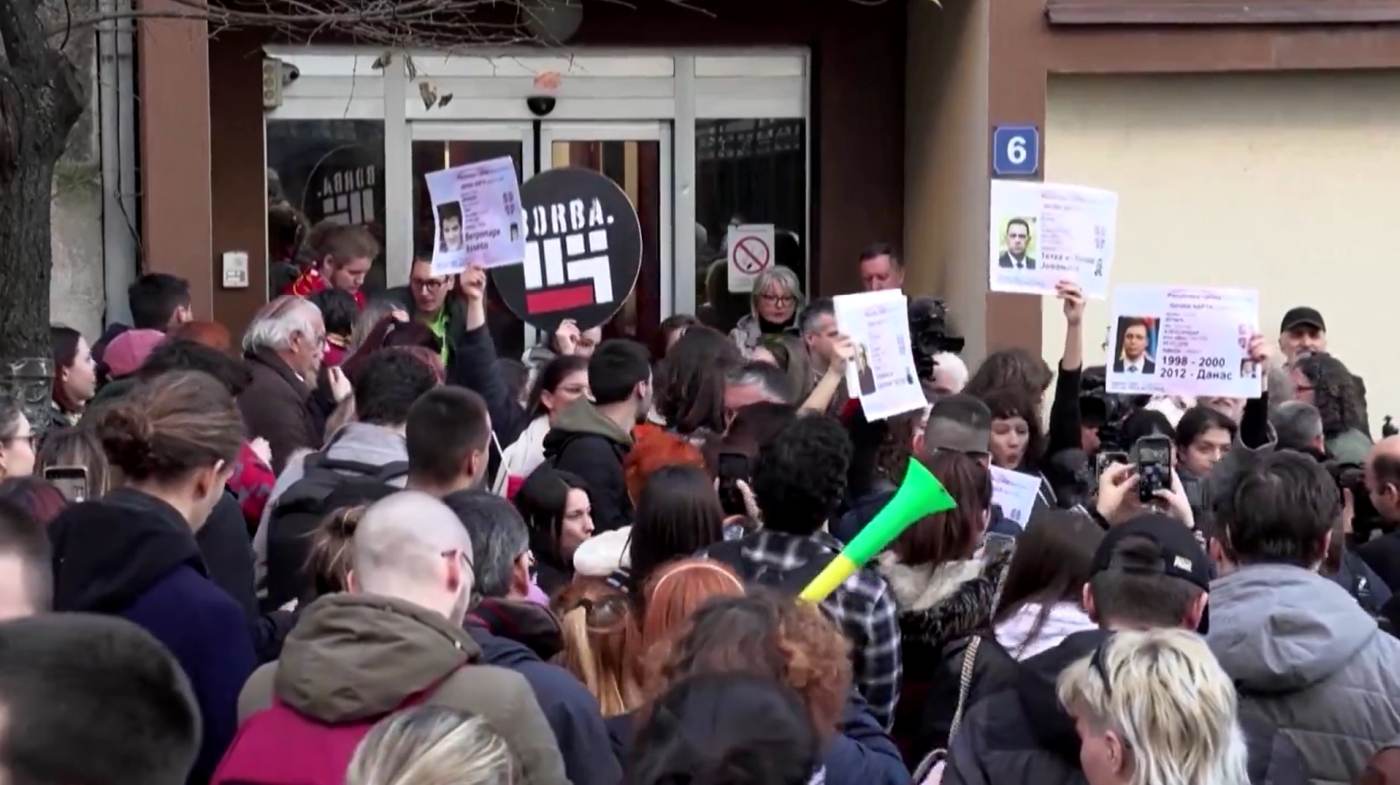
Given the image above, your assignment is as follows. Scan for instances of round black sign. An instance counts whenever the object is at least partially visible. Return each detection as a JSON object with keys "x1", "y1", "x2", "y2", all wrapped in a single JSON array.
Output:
[{"x1": 490, "y1": 167, "x2": 642, "y2": 333}]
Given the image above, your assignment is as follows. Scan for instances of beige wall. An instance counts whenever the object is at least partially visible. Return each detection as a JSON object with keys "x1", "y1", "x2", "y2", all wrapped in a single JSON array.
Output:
[
  {"x1": 1044, "y1": 72, "x2": 1400, "y2": 433},
  {"x1": 904, "y1": 0, "x2": 990, "y2": 359}
]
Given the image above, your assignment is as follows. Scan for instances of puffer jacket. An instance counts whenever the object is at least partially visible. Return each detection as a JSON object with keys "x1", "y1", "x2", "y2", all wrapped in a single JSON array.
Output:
[
  {"x1": 1209, "y1": 563, "x2": 1400, "y2": 785},
  {"x1": 945, "y1": 629, "x2": 1307, "y2": 785},
  {"x1": 238, "y1": 593, "x2": 568, "y2": 785}
]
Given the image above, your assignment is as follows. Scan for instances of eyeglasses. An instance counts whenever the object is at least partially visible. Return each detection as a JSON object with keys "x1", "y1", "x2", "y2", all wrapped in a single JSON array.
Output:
[
  {"x1": 758, "y1": 294, "x2": 796, "y2": 306},
  {"x1": 441, "y1": 548, "x2": 475, "y2": 572},
  {"x1": 411, "y1": 278, "x2": 449, "y2": 292},
  {"x1": 3, "y1": 434, "x2": 34, "y2": 449}
]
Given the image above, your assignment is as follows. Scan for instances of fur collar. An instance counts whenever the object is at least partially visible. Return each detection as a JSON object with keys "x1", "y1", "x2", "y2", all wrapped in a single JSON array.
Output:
[{"x1": 877, "y1": 553, "x2": 986, "y2": 612}]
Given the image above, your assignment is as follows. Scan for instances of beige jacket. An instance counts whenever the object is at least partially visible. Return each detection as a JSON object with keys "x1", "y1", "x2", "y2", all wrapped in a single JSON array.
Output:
[{"x1": 239, "y1": 592, "x2": 570, "y2": 785}]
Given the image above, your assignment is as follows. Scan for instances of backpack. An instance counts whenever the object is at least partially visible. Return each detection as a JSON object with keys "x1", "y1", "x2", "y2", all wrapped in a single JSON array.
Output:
[
  {"x1": 210, "y1": 665, "x2": 462, "y2": 785},
  {"x1": 264, "y1": 450, "x2": 408, "y2": 611}
]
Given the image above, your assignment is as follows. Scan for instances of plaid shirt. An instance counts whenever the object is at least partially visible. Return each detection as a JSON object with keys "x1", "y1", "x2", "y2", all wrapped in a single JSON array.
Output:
[{"x1": 706, "y1": 529, "x2": 902, "y2": 730}]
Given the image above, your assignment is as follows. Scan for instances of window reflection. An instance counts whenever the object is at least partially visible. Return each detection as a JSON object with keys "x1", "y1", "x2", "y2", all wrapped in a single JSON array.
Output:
[{"x1": 695, "y1": 119, "x2": 807, "y2": 333}]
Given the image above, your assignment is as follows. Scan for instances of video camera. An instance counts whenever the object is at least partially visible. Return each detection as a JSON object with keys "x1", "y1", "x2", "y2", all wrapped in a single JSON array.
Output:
[{"x1": 908, "y1": 297, "x2": 964, "y2": 381}]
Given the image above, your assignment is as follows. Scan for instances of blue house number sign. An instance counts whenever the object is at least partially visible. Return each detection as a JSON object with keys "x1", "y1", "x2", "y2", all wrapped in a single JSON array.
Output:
[{"x1": 993, "y1": 125, "x2": 1040, "y2": 176}]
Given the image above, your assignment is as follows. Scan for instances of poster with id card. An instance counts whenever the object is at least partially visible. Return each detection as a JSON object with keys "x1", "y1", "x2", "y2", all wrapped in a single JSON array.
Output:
[
  {"x1": 1105, "y1": 285, "x2": 1261, "y2": 399},
  {"x1": 833, "y1": 290, "x2": 927, "y2": 421},
  {"x1": 425, "y1": 157, "x2": 525, "y2": 275},
  {"x1": 989, "y1": 180, "x2": 1117, "y2": 300},
  {"x1": 990, "y1": 466, "x2": 1041, "y2": 528}
]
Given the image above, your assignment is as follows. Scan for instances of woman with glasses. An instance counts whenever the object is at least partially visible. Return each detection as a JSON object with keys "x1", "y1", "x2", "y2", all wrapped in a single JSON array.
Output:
[
  {"x1": 47, "y1": 370, "x2": 257, "y2": 785},
  {"x1": 493, "y1": 355, "x2": 592, "y2": 499},
  {"x1": 0, "y1": 397, "x2": 36, "y2": 482},
  {"x1": 730, "y1": 266, "x2": 804, "y2": 357},
  {"x1": 1057, "y1": 628, "x2": 1250, "y2": 785}
]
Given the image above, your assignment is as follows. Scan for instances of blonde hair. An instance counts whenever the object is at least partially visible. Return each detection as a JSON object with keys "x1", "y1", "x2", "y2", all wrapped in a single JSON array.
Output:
[
  {"x1": 1056, "y1": 629, "x2": 1250, "y2": 785},
  {"x1": 347, "y1": 706, "x2": 518, "y2": 785},
  {"x1": 553, "y1": 578, "x2": 645, "y2": 717}
]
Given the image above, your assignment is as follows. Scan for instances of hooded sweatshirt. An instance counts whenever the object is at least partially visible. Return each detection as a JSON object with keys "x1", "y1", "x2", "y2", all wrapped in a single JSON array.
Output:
[
  {"x1": 543, "y1": 398, "x2": 635, "y2": 533},
  {"x1": 50, "y1": 488, "x2": 258, "y2": 785},
  {"x1": 238, "y1": 593, "x2": 568, "y2": 785},
  {"x1": 466, "y1": 598, "x2": 623, "y2": 785},
  {"x1": 1209, "y1": 564, "x2": 1400, "y2": 785}
]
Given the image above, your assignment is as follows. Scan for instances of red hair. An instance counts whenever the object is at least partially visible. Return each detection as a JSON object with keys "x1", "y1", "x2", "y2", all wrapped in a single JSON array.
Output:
[
  {"x1": 624, "y1": 425, "x2": 705, "y2": 503},
  {"x1": 169, "y1": 321, "x2": 232, "y2": 354},
  {"x1": 641, "y1": 558, "x2": 745, "y2": 654}
]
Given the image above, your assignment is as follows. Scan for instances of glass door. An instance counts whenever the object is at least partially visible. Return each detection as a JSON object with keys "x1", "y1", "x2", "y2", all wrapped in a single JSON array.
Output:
[
  {"x1": 410, "y1": 122, "x2": 534, "y2": 360},
  {"x1": 540, "y1": 122, "x2": 672, "y2": 354}
]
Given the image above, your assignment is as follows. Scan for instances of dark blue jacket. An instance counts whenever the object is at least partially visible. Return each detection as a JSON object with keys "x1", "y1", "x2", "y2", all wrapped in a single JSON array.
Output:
[
  {"x1": 49, "y1": 488, "x2": 258, "y2": 785},
  {"x1": 608, "y1": 690, "x2": 909, "y2": 785},
  {"x1": 465, "y1": 598, "x2": 622, "y2": 785}
]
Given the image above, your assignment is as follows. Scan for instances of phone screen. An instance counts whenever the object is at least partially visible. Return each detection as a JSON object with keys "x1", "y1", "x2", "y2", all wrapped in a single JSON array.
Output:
[
  {"x1": 44, "y1": 466, "x2": 90, "y2": 503},
  {"x1": 718, "y1": 453, "x2": 750, "y2": 482}
]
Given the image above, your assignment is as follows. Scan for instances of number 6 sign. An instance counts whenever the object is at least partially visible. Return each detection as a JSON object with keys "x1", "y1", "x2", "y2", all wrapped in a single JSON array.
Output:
[{"x1": 993, "y1": 125, "x2": 1040, "y2": 177}]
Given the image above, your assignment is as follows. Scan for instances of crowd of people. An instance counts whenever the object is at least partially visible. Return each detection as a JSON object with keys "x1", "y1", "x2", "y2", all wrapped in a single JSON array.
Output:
[{"x1": 4, "y1": 233, "x2": 1400, "y2": 785}]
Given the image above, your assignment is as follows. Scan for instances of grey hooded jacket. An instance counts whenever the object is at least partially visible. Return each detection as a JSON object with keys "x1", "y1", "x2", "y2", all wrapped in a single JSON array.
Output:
[{"x1": 1208, "y1": 563, "x2": 1400, "y2": 785}]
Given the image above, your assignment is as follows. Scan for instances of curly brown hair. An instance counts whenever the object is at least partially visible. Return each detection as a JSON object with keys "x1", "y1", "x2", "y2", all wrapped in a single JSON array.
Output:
[{"x1": 645, "y1": 591, "x2": 851, "y2": 740}]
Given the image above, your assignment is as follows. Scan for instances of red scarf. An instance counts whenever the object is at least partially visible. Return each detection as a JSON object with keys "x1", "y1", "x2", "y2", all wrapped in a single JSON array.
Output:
[{"x1": 284, "y1": 267, "x2": 366, "y2": 309}]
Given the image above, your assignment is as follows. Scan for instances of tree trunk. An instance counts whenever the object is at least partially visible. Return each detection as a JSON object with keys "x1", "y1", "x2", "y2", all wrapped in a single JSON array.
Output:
[{"x1": 0, "y1": 0, "x2": 86, "y2": 434}]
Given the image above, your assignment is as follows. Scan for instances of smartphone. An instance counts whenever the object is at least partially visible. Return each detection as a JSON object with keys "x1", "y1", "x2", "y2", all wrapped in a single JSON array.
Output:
[
  {"x1": 984, "y1": 532, "x2": 1016, "y2": 564},
  {"x1": 717, "y1": 452, "x2": 751, "y2": 517},
  {"x1": 1130, "y1": 436, "x2": 1173, "y2": 504},
  {"x1": 44, "y1": 465, "x2": 91, "y2": 503},
  {"x1": 1095, "y1": 450, "x2": 1130, "y2": 481}
]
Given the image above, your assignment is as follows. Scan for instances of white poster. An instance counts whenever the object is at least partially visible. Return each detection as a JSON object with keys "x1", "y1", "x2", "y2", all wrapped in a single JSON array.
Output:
[
  {"x1": 726, "y1": 223, "x2": 776, "y2": 293},
  {"x1": 989, "y1": 180, "x2": 1117, "y2": 300},
  {"x1": 833, "y1": 290, "x2": 926, "y2": 421},
  {"x1": 425, "y1": 157, "x2": 526, "y2": 276},
  {"x1": 1105, "y1": 285, "x2": 1262, "y2": 398},
  {"x1": 990, "y1": 466, "x2": 1041, "y2": 528}
]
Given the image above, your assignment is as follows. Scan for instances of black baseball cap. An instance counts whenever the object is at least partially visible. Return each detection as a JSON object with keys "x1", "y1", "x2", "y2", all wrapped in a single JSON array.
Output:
[
  {"x1": 1091, "y1": 513, "x2": 1210, "y2": 592},
  {"x1": 1280, "y1": 307, "x2": 1326, "y2": 334}
]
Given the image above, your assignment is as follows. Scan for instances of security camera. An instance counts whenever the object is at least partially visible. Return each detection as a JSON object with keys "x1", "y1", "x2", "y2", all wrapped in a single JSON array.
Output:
[
  {"x1": 526, "y1": 96, "x2": 556, "y2": 117},
  {"x1": 281, "y1": 61, "x2": 301, "y2": 86}
]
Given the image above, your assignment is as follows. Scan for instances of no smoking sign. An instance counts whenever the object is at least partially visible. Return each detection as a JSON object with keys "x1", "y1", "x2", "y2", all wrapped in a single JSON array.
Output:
[{"x1": 726, "y1": 223, "x2": 775, "y2": 293}]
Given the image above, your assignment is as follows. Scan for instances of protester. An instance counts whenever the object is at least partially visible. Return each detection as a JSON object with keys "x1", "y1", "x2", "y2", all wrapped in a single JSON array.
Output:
[
  {"x1": 35, "y1": 425, "x2": 109, "y2": 501},
  {"x1": 515, "y1": 466, "x2": 595, "y2": 595},
  {"x1": 0, "y1": 477, "x2": 68, "y2": 529},
  {"x1": 1055, "y1": 628, "x2": 1252, "y2": 785},
  {"x1": 225, "y1": 491, "x2": 567, "y2": 785},
  {"x1": 554, "y1": 578, "x2": 644, "y2": 717},
  {"x1": 239, "y1": 295, "x2": 329, "y2": 472},
  {"x1": 346, "y1": 706, "x2": 520, "y2": 785},
  {"x1": 930, "y1": 351, "x2": 970, "y2": 398},
  {"x1": 1360, "y1": 437, "x2": 1400, "y2": 587},
  {"x1": 524, "y1": 318, "x2": 603, "y2": 379},
  {"x1": 0, "y1": 614, "x2": 202, "y2": 785},
  {"x1": 637, "y1": 558, "x2": 746, "y2": 652},
  {"x1": 655, "y1": 313, "x2": 698, "y2": 360},
  {"x1": 451, "y1": 265, "x2": 539, "y2": 458},
  {"x1": 309, "y1": 287, "x2": 358, "y2": 367},
  {"x1": 50, "y1": 325, "x2": 97, "y2": 428},
  {"x1": 837, "y1": 406, "x2": 920, "y2": 543},
  {"x1": 858, "y1": 242, "x2": 905, "y2": 292},
  {"x1": 656, "y1": 325, "x2": 742, "y2": 437},
  {"x1": 1291, "y1": 352, "x2": 1372, "y2": 464},
  {"x1": 800, "y1": 297, "x2": 841, "y2": 386},
  {"x1": 382, "y1": 258, "x2": 469, "y2": 367},
  {"x1": 285, "y1": 220, "x2": 377, "y2": 308},
  {"x1": 1175, "y1": 405, "x2": 1238, "y2": 517},
  {"x1": 0, "y1": 398, "x2": 35, "y2": 483},
  {"x1": 633, "y1": 593, "x2": 909, "y2": 785},
  {"x1": 0, "y1": 497, "x2": 50, "y2": 620},
  {"x1": 574, "y1": 429, "x2": 711, "y2": 582},
  {"x1": 406, "y1": 386, "x2": 493, "y2": 498},
  {"x1": 544, "y1": 339, "x2": 652, "y2": 532},
  {"x1": 724, "y1": 361, "x2": 796, "y2": 425},
  {"x1": 730, "y1": 265, "x2": 804, "y2": 355},
  {"x1": 622, "y1": 465, "x2": 725, "y2": 593},
  {"x1": 705, "y1": 415, "x2": 901, "y2": 731},
  {"x1": 49, "y1": 370, "x2": 256, "y2": 784},
  {"x1": 448, "y1": 492, "x2": 623, "y2": 785},
  {"x1": 1209, "y1": 449, "x2": 1400, "y2": 784},
  {"x1": 261, "y1": 349, "x2": 437, "y2": 609},
  {"x1": 629, "y1": 674, "x2": 821, "y2": 785},
  {"x1": 1278, "y1": 306, "x2": 1328, "y2": 366},
  {"x1": 100, "y1": 327, "x2": 166, "y2": 384},
  {"x1": 945, "y1": 513, "x2": 1305, "y2": 785},
  {"x1": 1272, "y1": 400, "x2": 1327, "y2": 454},
  {"x1": 993, "y1": 510, "x2": 1102, "y2": 661},
  {"x1": 171, "y1": 319, "x2": 234, "y2": 353},
  {"x1": 877, "y1": 449, "x2": 1013, "y2": 761},
  {"x1": 492, "y1": 355, "x2": 591, "y2": 498}
]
